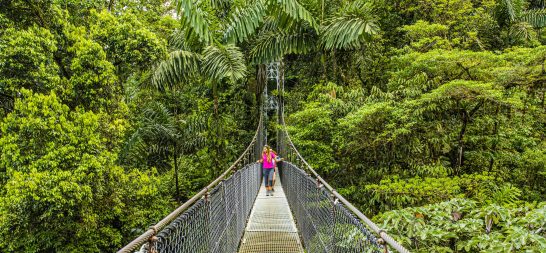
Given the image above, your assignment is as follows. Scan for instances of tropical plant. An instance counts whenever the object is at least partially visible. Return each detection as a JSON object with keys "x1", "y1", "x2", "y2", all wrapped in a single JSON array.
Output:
[{"x1": 126, "y1": 100, "x2": 207, "y2": 202}]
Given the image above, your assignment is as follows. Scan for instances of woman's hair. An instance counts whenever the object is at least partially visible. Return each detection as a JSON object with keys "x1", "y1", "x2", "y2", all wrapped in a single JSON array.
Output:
[{"x1": 263, "y1": 145, "x2": 272, "y2": 162}]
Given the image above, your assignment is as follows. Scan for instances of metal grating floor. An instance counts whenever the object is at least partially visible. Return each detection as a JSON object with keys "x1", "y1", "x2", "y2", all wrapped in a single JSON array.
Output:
[{"x1": 238, "y1": 175, "x2": 304, "y2": 253}]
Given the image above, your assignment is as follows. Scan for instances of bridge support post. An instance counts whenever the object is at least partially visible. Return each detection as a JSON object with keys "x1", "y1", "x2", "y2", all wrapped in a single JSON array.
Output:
[
  {"x1": 204, "y1": 188, "x2": 211, "y2": 253},
  {"x1": 377, "y1": 237, "x2": 388, "y2": 253},
  {"x1": 330, "y1": 196, "x2": 338, "y2": 253},
  {"x1": 146, "y1": 226, "x2": 158, "y2": 253}
]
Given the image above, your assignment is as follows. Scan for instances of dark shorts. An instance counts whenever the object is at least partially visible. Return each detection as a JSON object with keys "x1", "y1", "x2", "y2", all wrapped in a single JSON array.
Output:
[{"x1": 263, "y1": 168, "x2": 274, "y2": 187}]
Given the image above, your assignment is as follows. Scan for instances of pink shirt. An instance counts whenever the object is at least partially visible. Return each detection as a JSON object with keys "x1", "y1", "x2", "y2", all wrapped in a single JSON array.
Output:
[{"x1": 262, "y1": 153, "x2": 276, "y2": 169}]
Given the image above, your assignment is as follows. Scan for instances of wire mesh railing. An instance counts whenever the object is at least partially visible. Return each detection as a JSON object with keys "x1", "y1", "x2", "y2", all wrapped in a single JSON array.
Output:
[
  {"x1": 280, "y1": 162, "x2": 384, "y2": 253},
  {"x1": 118, "y1": 112, "x2": 265, "y2": 253},
  {"x1": 277, "y1": 106, "x2": 410, "y2": 253},
  {"x1": 155, "y1": 163, "x2": 261, "y2": 253}
]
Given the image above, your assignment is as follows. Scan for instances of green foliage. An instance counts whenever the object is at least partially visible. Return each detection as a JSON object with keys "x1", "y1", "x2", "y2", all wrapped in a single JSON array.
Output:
[
  {"x1": 0, "y1": 26, "x2": 60, "y2": 94},
  {"x1": 272, "y1": 0, "x2": 319, "y2": 31},
  {"x1": 286, "y1": 102, "x2": 337, "y2": 174},
  {"x1": 151, "y1": 50, "x2": 202, "y2": 90},
  {"x1": 223, "y1": 0, "x2": 268, "y2": 43},
  {"x1": 249, "y1": 28, "x2": 315, "y2": 63},
  {"x1": 400, "y1": 20, "x2": 451, "y2": 51},
  {"x1": 66, "y1": 30, "x2": 119, "y2": 111},
  {"x1": 375, "y1": 199, "x2": 546, "y2": 252},
  {"x1": 0, "y1": 90, "x2": 170, "y2": 252},
  {"x1": 176, "y1": 0, "x2": 213, "y2": 43},
  {"x1": 1, "y1": 0, "x2": 546, "y2": 252},
  {"x1": 202, "y1": 43, "x2": 247, "y2": 83},
  {"x1": 88, "y1": 10, "x2": 167, "y2": 78},
  {"x1": 321, "y1": 0, "x2": 378, "y2": 50}
]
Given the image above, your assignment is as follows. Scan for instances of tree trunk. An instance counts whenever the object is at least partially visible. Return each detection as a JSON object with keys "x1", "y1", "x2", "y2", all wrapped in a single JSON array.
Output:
[
  {"x1": 541, "y1": 90, "x2": 546, "y2": 109},
  {"x1": 256, "y1": 64, "x2": 266, "y2": 104},
  {"x1": 456, "y1": 110, "x2": 468, "y2": 175},
  {"x1": 455, "y1": 101, "x2": 483, "y2": 174},
  {"x1": 488, "y1": 105, "x2": 500, "y2": 173},
  {"x1": 108, "y1": 0, "x2": 115, "y2": 11},
  {"x1": 332, "y1": 50, "x2": 338, "y2": 82},
  {"x1": 213, "y1": 81, "x2": 221, "y2": 177},
  {"x1": 173, "y1": 150, "x2": 180, "y2": 203}
]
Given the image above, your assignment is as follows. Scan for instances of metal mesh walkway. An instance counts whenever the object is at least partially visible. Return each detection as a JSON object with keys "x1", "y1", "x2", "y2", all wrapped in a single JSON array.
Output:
[{"x1": 238, "y1": 174, "x2": 304, "y2": 253}]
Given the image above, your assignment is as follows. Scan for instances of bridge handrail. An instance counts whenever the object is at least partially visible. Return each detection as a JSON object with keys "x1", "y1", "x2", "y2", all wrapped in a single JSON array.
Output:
[
  {"x1": 118, "y1": 112, "x2": 263, "y2": 253},
  {"x1": 279, "y1": 111, "x2": 410, "y2": 253}
]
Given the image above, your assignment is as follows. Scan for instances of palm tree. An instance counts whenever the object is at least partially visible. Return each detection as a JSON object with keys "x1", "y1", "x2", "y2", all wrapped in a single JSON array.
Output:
[
  {"x1": 153, "y1": 0, "x2": 380, "y2": 88},
  {"x1": 148, "y1": 0, "x2": 380, "y2": 181},
  {"x1": 126, "y1": 101, "x2": 206, "y2": 202}
]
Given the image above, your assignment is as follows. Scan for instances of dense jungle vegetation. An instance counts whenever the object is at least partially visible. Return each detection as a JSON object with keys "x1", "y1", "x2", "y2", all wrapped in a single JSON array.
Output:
[{"x1": 0, "y1": 0, "x2": 545, "y2": 252}]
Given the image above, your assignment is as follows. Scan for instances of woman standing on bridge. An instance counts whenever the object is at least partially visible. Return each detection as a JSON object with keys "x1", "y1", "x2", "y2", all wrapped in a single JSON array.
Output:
[{"x1": 258, "y1": 145, "x2": 276, "y2": 196}]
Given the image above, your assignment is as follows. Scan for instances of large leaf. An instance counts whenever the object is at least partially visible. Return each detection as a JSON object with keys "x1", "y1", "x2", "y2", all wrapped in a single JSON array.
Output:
[
  {"x1": 176, "y1": 0, "x2": 213, "y2": 43},
  {"x1": 223, "y1": 0, "x2": 268, "y2": 43},
  {"x1": 151, "y1": 50, "x2": 201, "y2": 91},
  {"x1": 519, "y1": 9, "x2": 546, "y2": 28},
  {"x1": 495, "y1": 0, "x2": 525, "y2": 26},
  {"x1": 321, "y1": 1, "x2": 378, "y2": 50},
  {"x1": 503, "y1": 0, "x2": 519, "y2": 21},
  {"x1": 509, "y1": 21, "x2": 536, "y2": 42},
  {"x1": 249, "y1": 28, "x2": 315, "y2": 63},
  {"x1": 271, "y1": 0, "x2": 319, "y2": 31},
  {"x1": 202, "y1": 44, "x2": 247, "y2": 83}
]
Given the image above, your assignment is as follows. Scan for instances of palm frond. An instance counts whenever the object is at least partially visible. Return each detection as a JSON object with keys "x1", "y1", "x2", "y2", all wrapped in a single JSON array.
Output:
[
  {"x1": 223, "y1": 0, "x2": 268, "y2": 43},
  {"x1": 271, "y1": 0, "x2": 319, "y2": 31},
  {"x1": 210, "y1": 0, "x2": 231, "y2": 10},
  {"x1": 249, "y1": 29, "x2": 315, "y2": 64},
  {"x1": 202, "y1": 44, "x2": 247, "y2": 83},
  {"x1": 321, "y1": 1, "x2": 378, "y2": 50},
  {"x1": 169, "y1": 29, "x2": 189, "y2": 50},
  {"x1": 181, "y1": 114, "x2": 208, "y2": 152},
  {"x1": 496, "y1": 0, "x2": 525, "y2": 25},
  {"x1": 176, "y1": 0, "x2": 213, "y2": 43},
  {"x1": 509, "y1": 21, "x2": 536, "y2": 41},
  {"x1": 142, "y1": 101, "x2": 173, "y2": 123},
  {"x1": 504, "y1": 0, "x2": 519, "y2": 21},
  {"x1": 152, "y1": 50, "x2": 201, "y2": 91},
  {"x1": 519, "y1": 9, "x2": 546, "y2": 28}
]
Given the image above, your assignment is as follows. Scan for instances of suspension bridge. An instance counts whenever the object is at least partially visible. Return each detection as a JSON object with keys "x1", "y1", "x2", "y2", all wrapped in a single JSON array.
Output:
[{"x1": 118, "y1": 63, "x2": 410, "y2": 253}]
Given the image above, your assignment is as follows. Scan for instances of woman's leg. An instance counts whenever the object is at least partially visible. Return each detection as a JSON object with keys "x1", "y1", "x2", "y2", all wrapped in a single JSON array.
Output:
[
  {"x1": 267, "y1": 168, "x2": 274, "y2": 195},
  {"x1": 263, "y1": 168, "x2": 272, "y2": 195},
  {"x1": 271, "y1": 166, "x2": 277, "y2": 191}
]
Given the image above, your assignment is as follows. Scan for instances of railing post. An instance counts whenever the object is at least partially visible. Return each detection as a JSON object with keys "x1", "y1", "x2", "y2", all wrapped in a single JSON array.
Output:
[
  {"x1": 331, "y1": 197, "x2": 339, "y2": 253},
  {"x1": 147, "y1": 226, "x2": 158, "y2": 253},
  {"x1": 378, "y1": 237, "x2": 388, "y2": 253},
  {"x1": 221, "y1": 179, "x2": 230, "y2": 252},
  {"x1": 204, "y1": 188, "x2": 211, "y2": 253}
]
